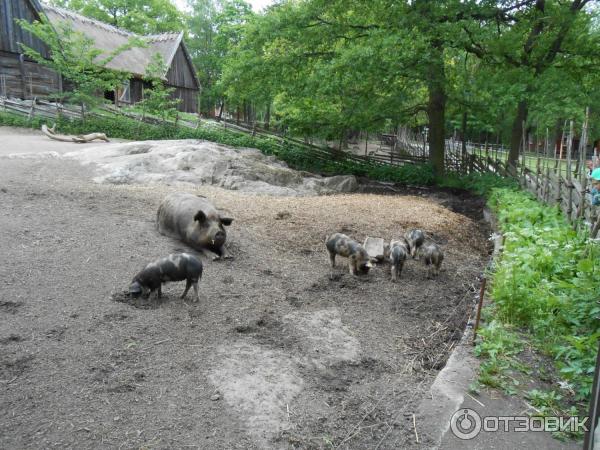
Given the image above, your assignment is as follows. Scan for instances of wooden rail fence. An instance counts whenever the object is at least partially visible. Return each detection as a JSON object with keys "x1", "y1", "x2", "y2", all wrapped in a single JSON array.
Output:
[{"x1": 2, "y1": 96, "x2": 598, "y2": 237}]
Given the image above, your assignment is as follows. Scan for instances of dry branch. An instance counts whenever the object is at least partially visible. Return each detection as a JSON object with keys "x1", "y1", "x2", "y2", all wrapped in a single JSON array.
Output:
[{"x1": 41, "y1": 124, "x2": 109, "y2": 143}]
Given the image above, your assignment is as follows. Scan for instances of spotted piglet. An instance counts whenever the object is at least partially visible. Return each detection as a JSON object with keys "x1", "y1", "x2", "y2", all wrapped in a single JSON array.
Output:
[
  {"x1": 326, "y1": 233, "x2": 373, "y2": 276},
  {"x1": 389, "y1": 238, "x2": 410, "y2": 281},
  {"x1": 129, "y1": 253, "x2": 203, "y2": 302}
]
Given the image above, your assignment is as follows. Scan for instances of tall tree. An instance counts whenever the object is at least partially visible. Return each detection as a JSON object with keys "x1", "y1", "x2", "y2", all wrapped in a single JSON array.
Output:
[
  {"x1": 460, "y1": 0, "x2": 593, "y2": 166},
  {"x1": 50, "y1": 0, "x2": 184, "y2": 34},
  {"x1": 186, "y1": 0, "x2": 253, "y2": 117}
]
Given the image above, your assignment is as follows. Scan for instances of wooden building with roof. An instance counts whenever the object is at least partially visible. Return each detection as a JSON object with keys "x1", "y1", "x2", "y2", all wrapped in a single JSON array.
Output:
[
  {"x1": 0, "y1": 0, "x2": 62, "y2": 98},
  {"x1": 0, "y1": 1, "x2": 201, "y2": 113}
]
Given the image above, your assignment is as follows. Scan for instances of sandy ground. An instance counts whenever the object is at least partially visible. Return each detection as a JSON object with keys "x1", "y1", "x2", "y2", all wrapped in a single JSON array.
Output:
[
  {"x1": 0, "y1": 126, "x2": 128, "y2": 156},
  {"x1": 0, "y1": 128, "x2": 489, "y2": 449}
]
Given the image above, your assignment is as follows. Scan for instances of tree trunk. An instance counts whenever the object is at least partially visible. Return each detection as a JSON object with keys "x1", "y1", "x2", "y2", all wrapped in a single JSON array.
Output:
[
  {"x1": 461, "y1": 110, "x2": 467, "y2": 159},
  {"x1": 264, "y1": 103, "x2": 271, "y2": 131},
  {"x1": 509, "y1": 100, "x2": 528, "y2": 167},
  {"x1": 426, "y1": 42, "x2": 446, "y2": 176},
  {"x1": 216, "y1": 100, "x2": 224, "y2": 121}
]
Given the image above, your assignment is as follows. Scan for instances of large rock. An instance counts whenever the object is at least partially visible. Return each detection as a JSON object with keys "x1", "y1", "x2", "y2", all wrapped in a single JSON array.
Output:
[{"x1": 66, "y1": 140, "x2": 358, "y2": 197}]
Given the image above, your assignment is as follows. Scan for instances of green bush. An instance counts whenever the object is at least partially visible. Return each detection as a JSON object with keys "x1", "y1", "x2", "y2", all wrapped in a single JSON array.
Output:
[
  {"x1": 479, "y1": 188, "x2": 600, "y2": 404},
  {"x1": 437, "y1": 172, "x2": 518, "y2": 196}
]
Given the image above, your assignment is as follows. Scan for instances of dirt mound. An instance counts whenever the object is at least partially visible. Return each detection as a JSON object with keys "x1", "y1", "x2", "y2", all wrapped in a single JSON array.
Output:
[{"x1": 65, "y1": 139, "x2": 358, "y2": 196}]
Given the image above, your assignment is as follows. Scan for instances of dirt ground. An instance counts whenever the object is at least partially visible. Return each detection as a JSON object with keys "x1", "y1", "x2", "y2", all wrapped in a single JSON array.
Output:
[{"x1": 0, "y1": 130, "x2": 489, "y2": 449}]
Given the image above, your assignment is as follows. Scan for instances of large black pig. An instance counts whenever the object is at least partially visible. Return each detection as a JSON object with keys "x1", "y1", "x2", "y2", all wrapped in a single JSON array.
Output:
[{"x1": 157, "y1": 193, "x2": 233, "y2": 258}]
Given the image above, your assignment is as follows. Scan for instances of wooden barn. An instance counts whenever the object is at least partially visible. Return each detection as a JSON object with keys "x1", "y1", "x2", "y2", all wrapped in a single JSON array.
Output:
[
  {"x1": 0, "y1": 0, "x2": 62, "y2": 98},
  {"x1": 0, "y1": 1, "x2": 201, "y2": 113}
]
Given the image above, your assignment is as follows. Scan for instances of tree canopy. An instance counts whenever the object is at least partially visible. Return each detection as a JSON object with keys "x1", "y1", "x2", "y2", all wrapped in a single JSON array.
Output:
[
  {"x1": 41, "y1": 0, "x2": 600, "y2": 173},
  {"x1": 50, "y1": 0, "x2": 185, "y2": 34},
  {"x1": 211, "y1": 0, "x2": 600, "y2": 173}
]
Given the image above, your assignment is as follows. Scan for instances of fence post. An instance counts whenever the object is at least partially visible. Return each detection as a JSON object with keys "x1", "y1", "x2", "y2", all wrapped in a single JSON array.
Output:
[
  {"x1": 544, "y1": 159, "x2": 551, "y2": 204},
  {"x1": 556, "y1": 176, "x2": 563, "y2": 209},
  {"x1": 535, "y1": 152, "x2": 543, "y2": 199},
  {"x1": 566, "y1": 121, "x2": 574, "y2": 223},
  {"x1": 28, "y1": 97, "x2": 36, "y2": 121},
  {"x1": 583, "y1": 341, "x2": 600, "y2": 450}
]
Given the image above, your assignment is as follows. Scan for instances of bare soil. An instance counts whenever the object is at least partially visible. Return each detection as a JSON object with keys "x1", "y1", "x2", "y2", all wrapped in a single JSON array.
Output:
[{"x1": 0, "y1": 138, "x2": 489, "y2": 449}]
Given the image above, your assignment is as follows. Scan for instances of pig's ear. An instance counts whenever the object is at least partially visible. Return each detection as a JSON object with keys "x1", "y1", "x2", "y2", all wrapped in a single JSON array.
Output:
[
  {"x1": 194, "y1": 210, "x2": 207, "y2": 223},
  {"x1": 220, "y1": 217, "x2": 233, "y2": 226}
]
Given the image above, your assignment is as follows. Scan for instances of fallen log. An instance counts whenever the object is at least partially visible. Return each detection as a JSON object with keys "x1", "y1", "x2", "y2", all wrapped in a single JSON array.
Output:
[{"x1": 41, "y1": 124, "x2": 109, "y2": 143}]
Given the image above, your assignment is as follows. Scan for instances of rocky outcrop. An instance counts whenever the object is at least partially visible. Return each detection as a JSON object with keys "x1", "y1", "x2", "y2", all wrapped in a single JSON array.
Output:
[{"x1": 66, "y1": 140, "x2": 358, "y2": 196}]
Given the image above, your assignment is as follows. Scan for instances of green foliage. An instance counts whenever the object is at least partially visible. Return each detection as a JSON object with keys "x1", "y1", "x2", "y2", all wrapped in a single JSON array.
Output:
[
  {"x1": 140, "y1": 54, "x2": 181, "y2": 122},
  {"x1": 16, "y1": 17, "x2": 139, "y2": 115},
  {"x1": 476, "y1": 187, "x2": 600, "y2": 406},
  {"x1": 437, "y1": 173, "x2": 518, "y2": 196},
  {"x1": 50, "y1": 0, "x2": 184, "y2": 34},
  {"x1": 217, "y1": 0, "x2": 599, "y2": 173},
  {"x1": 186, "y1": 0, "x2": 254, "y2": 115},
  {"x1": 474, "y1": 320, "x2": 524, "y2": 393},
  {"x1": 526, "y1": 389, "x2": 583, "y2": 440}
]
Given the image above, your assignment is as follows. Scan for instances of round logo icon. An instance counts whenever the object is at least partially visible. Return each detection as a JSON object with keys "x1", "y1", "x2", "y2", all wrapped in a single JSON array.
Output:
[{"x1": 450, "y1": 408, "x2": 482, "y2": 440}]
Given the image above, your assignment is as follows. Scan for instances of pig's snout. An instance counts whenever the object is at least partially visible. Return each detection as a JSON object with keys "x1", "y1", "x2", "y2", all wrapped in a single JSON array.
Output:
[{"x1": 211, "y1": 230, "x2": 226, "y2": 247}]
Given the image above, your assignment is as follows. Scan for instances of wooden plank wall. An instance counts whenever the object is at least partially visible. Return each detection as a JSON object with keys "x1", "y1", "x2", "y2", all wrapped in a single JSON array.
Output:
[
  {"x1": 165, "y1": 45, "x2": 198, "y2": 90},
  {"x1": 0, "y1": 0, "x2": 50, "y2": 58},
  {"x1": 168, "y1": 85, "x2": 198, "y2": 113},
  {"x1": 0, "y1": 51, "x2": 60, "y2": 98}
]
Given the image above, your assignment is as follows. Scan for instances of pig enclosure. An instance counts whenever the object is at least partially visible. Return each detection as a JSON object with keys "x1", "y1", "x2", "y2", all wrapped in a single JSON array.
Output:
[{"x1": 0, "y1": 142, "x2": 489, "y2": 449}]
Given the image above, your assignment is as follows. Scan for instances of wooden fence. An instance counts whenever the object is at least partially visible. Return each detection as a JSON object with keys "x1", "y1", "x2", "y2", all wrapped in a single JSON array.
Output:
[
  {"x1": 2, "y1": 96, "x2": 598, "y2": 237},
  {"x1": 458, "y1": 119, "x2": 600, "y2": 238}
]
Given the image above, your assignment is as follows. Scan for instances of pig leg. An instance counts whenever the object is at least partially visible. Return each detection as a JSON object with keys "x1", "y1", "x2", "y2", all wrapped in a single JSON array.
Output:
[
  {"x1": 329, "y1": 251, "x2": 336, "y2": 268},
  {"x1": 192, "y1": 282, "x2": 200, "y2": 303},
  {"x1": 349, "y1": 257, "x2": 357, "y2": 276},
  {"x1": 157, "y1": 285, "x2": 162, "y2": 299},
  {"x1": 181, "y1": 280, "x2": 192, "y2": 300},
  {"x1": 213, "y1": 246, "x2": 234, "y2": 261},
  {"x1": 391, "y1": 265, "x2": 397, "y2": 282}
]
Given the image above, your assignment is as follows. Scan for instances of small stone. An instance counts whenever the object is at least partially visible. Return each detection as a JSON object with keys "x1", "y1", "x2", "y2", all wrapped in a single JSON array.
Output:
[{"x1": 210, "y1": 394, "x2": 221, "y2": 401}]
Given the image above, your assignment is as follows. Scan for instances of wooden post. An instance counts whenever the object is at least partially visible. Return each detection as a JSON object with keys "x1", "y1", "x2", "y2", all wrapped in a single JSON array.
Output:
[
  {"x1": 543, "y1": 128, "x2": 549, "y2": 202},
  {"x1": 364, "y1": 132, "x2": 368, "y2": 157},
  {"x1": 558, "y1": 120, "x2": 567, "y2": 163},
  {"x1": 544, "y1": 159, "x2": 551, "y2": 203},
  {"x1": 520, "y1": 120, "x2": 526, "y2": 184},
  {"x1": 28, "y1": 97, "x2": 36, "y2": 120},
  {"x1": 535, "y1": 147, "x2": 543, "y2": 199},
  {"x1": 18, "y1": 54, "x2": 27, "y2": 100},
  {"x1": 592, "y1": 214, "x2": 600, "y2": 239},
  {"x1": 575, "y1": 109, "x2": 590, "y2": 227},
  {"x1": 583, "y1": 340, "x2": 600, "y2": 450},
  {"x1": 566, "y1": 121, "x2": 574, "y2": 222},
  {"x1": 472, "y1": 277, "x2": 487, "y2": 344}
]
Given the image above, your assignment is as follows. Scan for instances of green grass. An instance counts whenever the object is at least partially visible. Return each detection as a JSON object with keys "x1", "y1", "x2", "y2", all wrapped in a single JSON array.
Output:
[{"x1": 469, "y1": 185, "x2": 600, "y2": 439}]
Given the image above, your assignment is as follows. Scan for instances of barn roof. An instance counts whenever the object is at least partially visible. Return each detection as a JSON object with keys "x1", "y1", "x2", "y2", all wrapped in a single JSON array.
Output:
[
  {"x1": 41, "y1": 4, "x2": 199, "y2": 88},
  {"x1": 26, "y1": 0, "x2": 45, "y2": 18}
]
